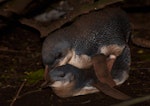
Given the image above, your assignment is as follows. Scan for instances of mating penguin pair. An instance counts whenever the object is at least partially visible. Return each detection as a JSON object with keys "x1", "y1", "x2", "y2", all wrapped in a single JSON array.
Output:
[{"x1": 42, "y1": 7, "x2": 131, "y2": 100}]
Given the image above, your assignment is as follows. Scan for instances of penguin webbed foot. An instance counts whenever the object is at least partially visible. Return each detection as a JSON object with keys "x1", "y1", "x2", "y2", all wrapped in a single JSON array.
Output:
[
  {"x1": 92, "y1": 54, "x2": 116, "y2": 87},
  {"x1": 91, "y1": 54, "x2": 131, "y2": 100}
]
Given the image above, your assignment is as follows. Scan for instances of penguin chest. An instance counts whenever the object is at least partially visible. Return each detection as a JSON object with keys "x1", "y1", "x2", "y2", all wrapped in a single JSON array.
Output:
[
  {"x1": 68, "y1": 52, "x2": 92, "y2": 69},
  {"x1": 57, "y1": 44, "x2": 125, "y2": 69},
  {"x1": 58, "y1": 49, "x2": 92, "y2": 69}
]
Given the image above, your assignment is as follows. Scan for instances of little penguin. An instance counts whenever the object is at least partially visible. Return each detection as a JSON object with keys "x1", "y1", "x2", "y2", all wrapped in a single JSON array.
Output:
[
  {"x1": 42, "y1": 7, "x2": 131, "y2": 97},
  {"x1": 47, "y1": 55, "x2": 131, "y2": 100}
]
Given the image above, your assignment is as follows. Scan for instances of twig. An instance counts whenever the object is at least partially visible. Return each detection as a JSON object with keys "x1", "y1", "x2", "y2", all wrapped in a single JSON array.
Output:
[
  {"x1": 10, "y1": 79, "x2": 27, "y2": 106},
  {"x1": 111, "y1": 95, "x2": 150, "y2": 106},
  {"x1": 16, "y1": 89, "x2": 42, "y2": 99}
]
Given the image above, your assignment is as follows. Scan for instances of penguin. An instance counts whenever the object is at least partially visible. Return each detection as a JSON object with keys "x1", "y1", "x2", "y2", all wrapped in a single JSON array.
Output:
[
  {"x1": 48, "y1": 53, "x2": 131, "y2": 100},
  {"x1": 42, "y1": 7, "x2": 131, "y2": 97},
  {"x1": 45, "y1": 46, "x2": 131, "y2": 100},
  {"x1": 48, "y1": 64, "x2": 98, "y2": 98}
]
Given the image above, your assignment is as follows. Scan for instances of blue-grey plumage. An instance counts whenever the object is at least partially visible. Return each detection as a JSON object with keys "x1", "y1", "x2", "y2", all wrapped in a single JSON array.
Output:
[
  {"x1": 42, "y1": 7, "x2": 131, "y2": 97},
  {"x1": 42, "y1": 7, "x2": 131, "y2": 66},
  {"x1": 111, "y1": 45, "x2": 131, "y2": 85},
  {"x1": 48, "y1": 64, "x2": 97, "y2": 97}
]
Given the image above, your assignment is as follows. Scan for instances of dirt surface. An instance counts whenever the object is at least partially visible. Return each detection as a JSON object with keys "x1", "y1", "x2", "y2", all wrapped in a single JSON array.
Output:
[{"x1": 0, "y1": 12, "x2": 150, "y2": 106}]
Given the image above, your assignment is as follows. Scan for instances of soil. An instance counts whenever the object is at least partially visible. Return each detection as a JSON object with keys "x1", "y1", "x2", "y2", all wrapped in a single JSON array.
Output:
[{"x1": 0, "y1": 12, "x2": 150, "y2": 106}]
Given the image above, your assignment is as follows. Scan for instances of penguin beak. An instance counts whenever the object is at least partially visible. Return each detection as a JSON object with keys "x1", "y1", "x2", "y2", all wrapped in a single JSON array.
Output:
[
  {"x1": 44, "y1": 65, "x2": 49, "y2": 81},
  {"x1": 41, "y1": 65, "x2": 51, "y2": 88},
  {"x1": 44, "y1": 59, "x2": 62, "y2": 82},
  {"x1": 42, "y1": 64, "x2": 58, "y2": 88},
  {"x1": 43, "y1": 62, "x2": 58, "y2": 82}
]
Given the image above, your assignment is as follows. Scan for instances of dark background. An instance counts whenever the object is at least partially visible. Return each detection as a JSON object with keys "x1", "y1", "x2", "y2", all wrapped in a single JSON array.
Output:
[{"x1": 0, "y1": 0, "x2": 150, "y2": 106}]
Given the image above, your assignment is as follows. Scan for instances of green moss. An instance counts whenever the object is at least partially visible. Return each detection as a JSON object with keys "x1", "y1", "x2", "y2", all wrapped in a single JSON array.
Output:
[{"x1": 24, "y1": 69, "x2": 44, "y2": 85}]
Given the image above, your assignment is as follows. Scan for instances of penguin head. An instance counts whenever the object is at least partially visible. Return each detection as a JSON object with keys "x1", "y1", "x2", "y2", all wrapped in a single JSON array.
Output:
[
  {"x1": 48, "y1": 64, "x2": 98, "y2": 97},
  {"x1": 42, "y1": 34, "x2": 71, "y2": 68}
]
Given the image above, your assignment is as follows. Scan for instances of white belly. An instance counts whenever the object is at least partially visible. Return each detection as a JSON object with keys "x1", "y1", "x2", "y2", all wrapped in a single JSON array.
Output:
[
  {"x1": 68, "y1": 51, "x2": 92, "y2": 69},
  {"x1": 58, "y1": 44, "x2": 124, "y2": 69},
  {"x1": 58, "y1": 49, "x2": 92, "y2": 69}
]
